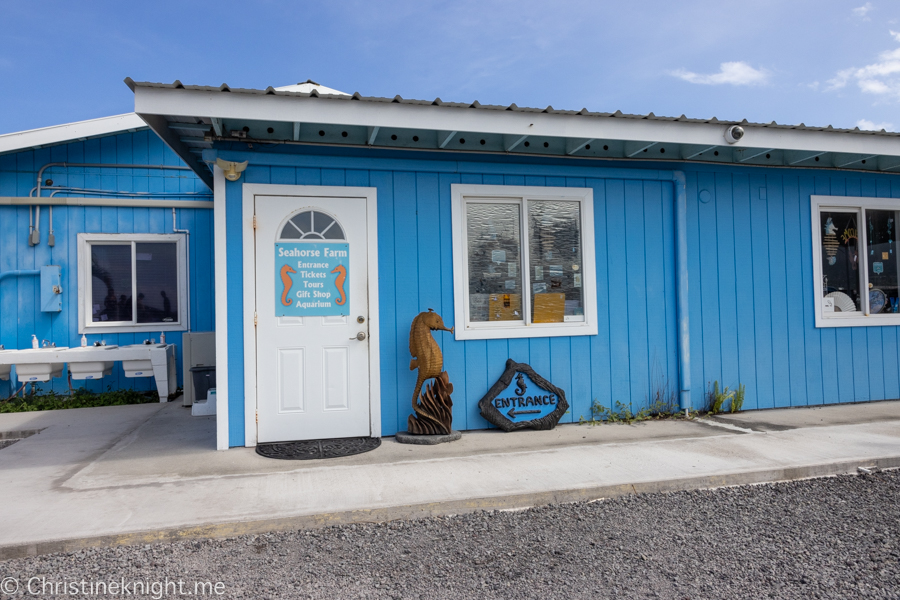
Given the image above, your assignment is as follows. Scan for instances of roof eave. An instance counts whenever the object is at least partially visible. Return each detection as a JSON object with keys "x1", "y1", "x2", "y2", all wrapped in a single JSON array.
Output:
[
  {"x1": 132, "y1": 86, "x2": 900, "y2": 159},
  {"x1": 0, "y1": 113, "x2": 148, "y2": 156}
]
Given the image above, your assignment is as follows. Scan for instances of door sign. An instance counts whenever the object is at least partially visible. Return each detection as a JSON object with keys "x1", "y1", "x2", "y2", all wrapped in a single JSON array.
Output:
[{"x1": 275, "y1": 242, "x2": 349, "y2": 316}]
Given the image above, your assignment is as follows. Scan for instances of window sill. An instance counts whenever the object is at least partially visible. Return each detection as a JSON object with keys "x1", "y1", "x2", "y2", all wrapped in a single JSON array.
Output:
[
  {"x1": 454, "y1": 322, "x2": 598, "y2": 341},
  {"x1": 815, "y1": 313, "x2": 900, "y2": 328},
  {"x1": 79, "y1": 323, "x2": 188, "y2": 335}
]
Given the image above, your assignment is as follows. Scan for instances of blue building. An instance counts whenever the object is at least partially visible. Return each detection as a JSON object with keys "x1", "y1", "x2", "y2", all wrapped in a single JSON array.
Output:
[{"x1": 2, "y1": 79, "x2": 899, "y2": 450}]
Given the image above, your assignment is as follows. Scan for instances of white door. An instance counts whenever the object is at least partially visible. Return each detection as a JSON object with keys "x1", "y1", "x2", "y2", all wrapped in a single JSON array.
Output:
[{"x1": 255, "y1": 195, "x2": 371, "y2": 442}]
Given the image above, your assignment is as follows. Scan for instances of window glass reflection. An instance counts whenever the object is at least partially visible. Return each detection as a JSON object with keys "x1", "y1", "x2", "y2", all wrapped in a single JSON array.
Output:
[
  {"x1": 135, "y1": 243, "x2": 179, "y2": 323},
  {"x1": 865, "y1": 209, "x2": 900, "y2": 314},
  {"x1": 528, "y1": 201, "x2": 584, "y2": 323},
  {"x1": 280, "y1": 211, "x2": 345, "y2": 240},
  {"x1": 466, "y1": 203, "x2": 523, "y2": 322},
  {"x1": 90, "y1": 245, "x2": 133, "y2": 322},
  {"x1": 821, "y1": 211, "x2": 861, "y2": 312}
]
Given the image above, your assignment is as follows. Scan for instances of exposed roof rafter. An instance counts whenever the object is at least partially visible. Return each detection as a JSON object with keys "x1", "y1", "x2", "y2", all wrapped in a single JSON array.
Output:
[
  {"x1": 566, "y1": 138, "x2": 594, "y2": 155},
  {"x1": 439, "y1": 131, "x2": 458, "y2": 148},
  {"x1": 625, "y1": 141, "x2": 657, "y2": 157},
  {"x1": 835, "y1": 154, "x2": 880, "y2": 168},
  {"x1": 505, "y1": 135, "x2": 528, "y2": 152},
  {"x1": 136, "y1": 113, "x2": 213, "y2": 189},
  {"x1": 736, "y1": 148, "x2": 775, "y2": 163}
]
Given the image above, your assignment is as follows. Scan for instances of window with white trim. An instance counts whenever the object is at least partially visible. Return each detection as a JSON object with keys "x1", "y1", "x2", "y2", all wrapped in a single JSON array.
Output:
[
  {"x1": 77, "y1": 233, "x2": 188, "y2": 333},
  {"x1": 451, "y1": 184, "x2": 598, "y2": 340},
  {"x1": 812, "y1": 195, "x2": 900, "y2": 327}
]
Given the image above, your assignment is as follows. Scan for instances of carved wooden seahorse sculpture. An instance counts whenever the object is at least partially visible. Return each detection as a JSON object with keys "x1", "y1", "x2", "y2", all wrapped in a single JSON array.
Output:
[
  {"x1": 331, "y1": 264, "x2": 347, "y2": 306},
  {"x1": 408, "y1": 309, "x2": 455, "y2": 435},
  {"x1": 280, "y1": 265, "x2": 297, "y2": 306}
]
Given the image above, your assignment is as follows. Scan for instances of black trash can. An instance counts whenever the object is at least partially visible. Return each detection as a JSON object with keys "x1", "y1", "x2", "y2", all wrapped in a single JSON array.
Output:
[{"x1": 189, "y1": 366, "x2": 217, "y2": 404}]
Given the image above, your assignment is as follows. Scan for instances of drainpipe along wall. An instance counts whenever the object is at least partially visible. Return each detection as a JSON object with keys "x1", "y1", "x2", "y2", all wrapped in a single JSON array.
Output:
[{"x1": 671, "y1": 171, "x2": 691, "y2": 412}]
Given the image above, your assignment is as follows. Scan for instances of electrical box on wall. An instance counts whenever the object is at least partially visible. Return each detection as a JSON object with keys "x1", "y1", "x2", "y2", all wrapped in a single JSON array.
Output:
[{"x1": 40, "y1": 266, "x2": 62, "y2": 312}]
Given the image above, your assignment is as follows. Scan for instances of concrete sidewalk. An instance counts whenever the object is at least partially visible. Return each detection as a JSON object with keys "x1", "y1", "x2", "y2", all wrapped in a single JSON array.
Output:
[{"x1": 1, "y1": 400, "x2": 898, "y2": 559}]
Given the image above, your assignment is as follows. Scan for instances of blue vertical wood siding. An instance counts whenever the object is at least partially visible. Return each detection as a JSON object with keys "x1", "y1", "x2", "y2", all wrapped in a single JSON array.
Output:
[
  {"x1": 0, "y1": 131, "x2": 213, "y2": 397},
  {"x1": 219, "y1": 149, "x2": 900, "y2": 444},
  {"x1": 221, "y1": 153, "x2": 679, "y2": 440},
  {"x1": 10, "y1": 132, "x2": 899, "y2": 444}
]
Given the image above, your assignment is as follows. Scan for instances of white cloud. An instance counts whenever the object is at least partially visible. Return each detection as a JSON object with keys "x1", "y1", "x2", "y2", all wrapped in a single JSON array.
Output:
[
  {"x1": 671, "y1": 61, "x2": 769, "y2": 86},
  {"x1": 857, "y1": 118, "x2": 893, "y2": 131},
  {"x1": 826, "y1": 68, "x2": 853, "y2": 91},
  {"x1": 853, "y1": 3, "x2": 874, "y2": 19},
  {"x1": 826, "y1": 36, "x2": 900, "y2": 100}
]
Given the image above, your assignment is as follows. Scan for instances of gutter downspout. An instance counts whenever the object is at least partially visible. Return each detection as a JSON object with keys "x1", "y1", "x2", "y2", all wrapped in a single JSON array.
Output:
[{"x1": 671, "y1": 171, "x2": 691, "y2": 414}]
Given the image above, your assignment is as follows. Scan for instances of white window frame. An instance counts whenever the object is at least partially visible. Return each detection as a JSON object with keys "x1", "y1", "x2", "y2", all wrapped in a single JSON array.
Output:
[
  {"x1": 451, "y1": 184, "x2": 597, "y2": 340},
  {"x1": 77, "y1": 233, "x2": 189, "y2": 334},
  {"x1": 812, "y1": 195, "x2": 900, "y2": 328}
]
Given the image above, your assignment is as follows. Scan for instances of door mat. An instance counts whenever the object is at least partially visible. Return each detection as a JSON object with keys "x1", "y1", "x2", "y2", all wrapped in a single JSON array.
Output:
[{"x1": 256, "y1": 437, "x2": 381, "y2": 460}]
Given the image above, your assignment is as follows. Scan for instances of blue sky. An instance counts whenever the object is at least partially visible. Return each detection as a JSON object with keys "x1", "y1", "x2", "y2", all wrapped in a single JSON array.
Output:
[{"x1": 2, "y1": 0, "x2": 899, "y2": 135}]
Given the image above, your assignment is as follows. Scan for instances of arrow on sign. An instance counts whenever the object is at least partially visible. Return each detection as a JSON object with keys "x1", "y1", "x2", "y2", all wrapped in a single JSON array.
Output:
[{"x1": 507, "y1": 408, "x2": 542, "y2": 419}]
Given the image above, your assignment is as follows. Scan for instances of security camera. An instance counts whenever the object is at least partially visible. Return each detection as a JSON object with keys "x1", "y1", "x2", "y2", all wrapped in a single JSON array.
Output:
[{"x1": 724, "y1": 125, "x2": 744, "y2": 144}]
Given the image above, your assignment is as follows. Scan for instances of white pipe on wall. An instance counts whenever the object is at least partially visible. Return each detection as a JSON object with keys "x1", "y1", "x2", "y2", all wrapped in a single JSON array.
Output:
[
  {"x1": 32, "y1": 162, "x2": 194, "y2": 199},
  {"x1": 24, "y1": 162, "x2": 202, "y2": 246},
  {"x1": 29, "y1": 205, "x2": 40, "y2": 246},
  {"x1": 172, "y1": 207, "x2": 190, "y2": 234},
  {"x1": 48, "y1": 205, "x2": 54, "y2": 247},
  {"x1": 0, "y1": 197, "x2": 212, "y2": 208}
]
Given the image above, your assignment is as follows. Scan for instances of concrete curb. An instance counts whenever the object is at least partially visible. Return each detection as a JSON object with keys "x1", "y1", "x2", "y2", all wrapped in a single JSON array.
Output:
[{"x1": 2, "y1": 455, "x2": 898, "y2": 561}]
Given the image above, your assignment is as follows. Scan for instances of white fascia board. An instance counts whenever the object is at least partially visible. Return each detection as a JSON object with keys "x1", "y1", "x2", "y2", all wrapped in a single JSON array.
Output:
[
  {"x1": 134, "y1": 87, "x2": 900, "y2": 158},
  {"x1": 0, "y1": 113, "x2": 147, "y2": 155}
]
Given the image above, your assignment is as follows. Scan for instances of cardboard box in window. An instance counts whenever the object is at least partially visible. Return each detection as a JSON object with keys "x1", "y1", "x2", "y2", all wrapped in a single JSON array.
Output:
[
  {"x1": 488, "y1": 293, "x2": 521, "y2": 321},
  {"x1": 533, "y1": 293, "x2": 566, "y2": 323}
]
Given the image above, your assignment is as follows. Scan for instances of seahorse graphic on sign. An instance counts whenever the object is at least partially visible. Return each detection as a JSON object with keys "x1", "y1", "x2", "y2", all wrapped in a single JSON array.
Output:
[
  {"x1": 515, "y1": 373, "x2": 527, "y2": 396},
  {"x1": 280, "y1": 265, "x2": 296, "y2": 306},
  {"x1": 331, "y1": 264, "x2": 347, "y2": 305}
]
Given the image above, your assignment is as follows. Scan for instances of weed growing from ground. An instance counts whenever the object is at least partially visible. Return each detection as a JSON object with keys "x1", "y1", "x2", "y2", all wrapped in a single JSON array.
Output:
[
  {"x1": 705, "y1": 380, "x2": 746, "y2": 415},
  {"x1": 580, "y1": 379, "x2": 747, "y2": 425},
  {"x1": 579, "y1": 395, "x2": 680, "y2": 425},
  {"x1": 0, "y1": 386, "x2": 168, "y2": 413},
  {"x1": 731, "y1": 383, "x2": 745, "y2": 413}
]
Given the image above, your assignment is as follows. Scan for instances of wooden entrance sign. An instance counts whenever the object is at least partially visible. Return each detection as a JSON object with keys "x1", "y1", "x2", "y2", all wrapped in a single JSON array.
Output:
[{"x1": 478, "y1": 359, "x2": 568, "y2": 432}]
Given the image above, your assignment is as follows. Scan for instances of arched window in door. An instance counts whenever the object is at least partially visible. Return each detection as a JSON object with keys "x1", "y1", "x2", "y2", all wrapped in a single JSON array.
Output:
[{"x1": 279, "y1": 210, "x2": 345, "y2": 241}]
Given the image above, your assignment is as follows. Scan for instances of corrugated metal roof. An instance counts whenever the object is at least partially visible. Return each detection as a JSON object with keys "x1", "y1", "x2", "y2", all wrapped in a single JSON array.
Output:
[{"x1": 125, "y1": 79, "x2": 900, "y2": 138}]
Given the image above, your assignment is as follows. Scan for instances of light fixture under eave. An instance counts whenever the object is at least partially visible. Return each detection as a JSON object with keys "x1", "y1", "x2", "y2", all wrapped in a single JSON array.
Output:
[{"x1": 215, "y1": 158, "x2": 249, "y2": 181}]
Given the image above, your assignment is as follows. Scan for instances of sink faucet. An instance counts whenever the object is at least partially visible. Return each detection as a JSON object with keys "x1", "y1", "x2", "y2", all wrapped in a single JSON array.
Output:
[{"x1": 41, "y1": 339, "x2": 56, "y2": 348}]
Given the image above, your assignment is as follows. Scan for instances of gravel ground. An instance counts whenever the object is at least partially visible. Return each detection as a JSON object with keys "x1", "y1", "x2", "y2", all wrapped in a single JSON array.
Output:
[{"x1": 2, "y1": 471, "x2": 899, "y2": 600}]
